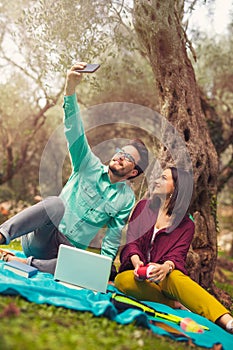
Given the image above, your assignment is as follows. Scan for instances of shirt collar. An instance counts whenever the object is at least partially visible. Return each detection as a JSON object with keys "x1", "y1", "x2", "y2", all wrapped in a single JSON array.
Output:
[{"x1": 102, "y1": 165, "x2": 109, "y2": 174}]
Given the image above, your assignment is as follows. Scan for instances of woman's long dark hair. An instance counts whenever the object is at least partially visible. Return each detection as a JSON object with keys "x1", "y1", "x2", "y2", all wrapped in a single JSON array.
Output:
[
  {"x1": 150, "y1": 166, "x2": 193, "y2": 228},
  {"x1": 167, "y1": 167, "x2": 193, "y2": 217}
]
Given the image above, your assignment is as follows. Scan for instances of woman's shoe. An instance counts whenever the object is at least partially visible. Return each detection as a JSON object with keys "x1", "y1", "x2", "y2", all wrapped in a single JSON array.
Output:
[{"x1": 226, "y1": 319, "x2": 233, "y2": 334}]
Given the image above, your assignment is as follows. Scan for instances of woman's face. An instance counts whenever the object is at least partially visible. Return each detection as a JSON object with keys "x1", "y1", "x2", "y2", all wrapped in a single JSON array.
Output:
[{"x1": 151, "y1": 168, "x2": 175, "y2": 198}]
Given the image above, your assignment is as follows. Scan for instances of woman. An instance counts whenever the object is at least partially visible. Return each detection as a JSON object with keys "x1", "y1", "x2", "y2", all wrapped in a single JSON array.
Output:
[{"x1": 115, "y1": 167, "x2": 233, "y2": 333}]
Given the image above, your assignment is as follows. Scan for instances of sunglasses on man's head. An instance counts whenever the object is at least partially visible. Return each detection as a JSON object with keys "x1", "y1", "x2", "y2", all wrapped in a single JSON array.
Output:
[{"x1": 115, "y1": 148, "x2": 136, "y2": 164}]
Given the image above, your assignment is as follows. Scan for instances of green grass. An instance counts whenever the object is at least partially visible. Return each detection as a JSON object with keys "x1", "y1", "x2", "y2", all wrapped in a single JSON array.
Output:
[
  {"x1": 0, "y1": 295, "x2": 202, "y2": 350},
  {"x1": 0, "y1": 242, "x2": 231, "y2": 350}
]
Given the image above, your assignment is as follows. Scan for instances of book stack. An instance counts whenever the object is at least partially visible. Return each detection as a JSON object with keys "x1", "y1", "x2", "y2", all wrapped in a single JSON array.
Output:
[{"x1": 4, "y1": 260, "x2": 38, "y2": 278}]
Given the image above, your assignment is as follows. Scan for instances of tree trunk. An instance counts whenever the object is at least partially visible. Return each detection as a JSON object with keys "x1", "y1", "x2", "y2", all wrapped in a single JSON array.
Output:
[{"x1": 133, "y1": 0, "x2": 228, "y2": 302}]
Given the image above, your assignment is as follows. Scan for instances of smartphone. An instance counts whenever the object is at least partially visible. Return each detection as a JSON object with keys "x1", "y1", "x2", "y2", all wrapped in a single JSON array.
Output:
[{"x1": 75, "y1": 63, "x2": 100, "y2": 73}]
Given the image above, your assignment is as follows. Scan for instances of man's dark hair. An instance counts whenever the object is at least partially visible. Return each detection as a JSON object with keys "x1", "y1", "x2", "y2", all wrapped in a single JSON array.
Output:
[{"x1": 127, "y1": 139, "x2": 149, "y2": 179}]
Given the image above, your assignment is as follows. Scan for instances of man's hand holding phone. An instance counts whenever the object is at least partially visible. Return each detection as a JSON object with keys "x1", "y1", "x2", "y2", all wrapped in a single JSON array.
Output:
[
  {"x1": 75, "y1": 63, "x2": 100, "y2": 73},
  {"x1": 65, "y1": 62, "x2": 100, "y2": 96}
]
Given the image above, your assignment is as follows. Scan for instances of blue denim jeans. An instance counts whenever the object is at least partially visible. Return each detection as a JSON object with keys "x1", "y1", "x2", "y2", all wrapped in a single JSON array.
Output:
[{"x1": 0, "y1": 196, "x2": 73, "y2": 274}]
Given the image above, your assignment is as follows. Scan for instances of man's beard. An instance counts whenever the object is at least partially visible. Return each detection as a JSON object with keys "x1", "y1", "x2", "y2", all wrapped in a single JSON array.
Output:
[{"x1": 109, "y1": 164, "x2": 128, "y2": 178}]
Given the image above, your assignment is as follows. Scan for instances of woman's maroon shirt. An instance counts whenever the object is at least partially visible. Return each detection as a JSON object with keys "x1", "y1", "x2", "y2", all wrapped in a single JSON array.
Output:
[{"x1": 119, "y1": 199, "x2": 195, "y2": 275}]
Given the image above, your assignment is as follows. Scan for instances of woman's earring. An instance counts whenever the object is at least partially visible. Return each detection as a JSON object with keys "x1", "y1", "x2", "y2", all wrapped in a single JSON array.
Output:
[{"x1": 170, "y1": 193, "x2": 173, "y2": 199}]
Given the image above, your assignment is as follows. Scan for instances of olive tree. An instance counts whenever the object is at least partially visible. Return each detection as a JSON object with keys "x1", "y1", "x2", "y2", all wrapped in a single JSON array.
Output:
[{"x1": 133, "y1": 0, "x2": 231, "y2": 305}]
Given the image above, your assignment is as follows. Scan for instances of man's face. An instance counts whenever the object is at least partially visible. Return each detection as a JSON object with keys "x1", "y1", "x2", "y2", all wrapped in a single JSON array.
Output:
[{"x1": 109, "y1": 145, "x2": 140, "y2": 179}]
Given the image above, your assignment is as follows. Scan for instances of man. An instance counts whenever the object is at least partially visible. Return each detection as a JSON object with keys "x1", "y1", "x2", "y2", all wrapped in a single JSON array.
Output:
[{"x1": 0, "y1": 62, "x2": 149, "y2": 277}]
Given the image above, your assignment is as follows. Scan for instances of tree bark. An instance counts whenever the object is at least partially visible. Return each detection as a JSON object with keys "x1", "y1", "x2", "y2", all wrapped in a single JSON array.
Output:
[{"x1": 133, "y1": 0, "x2": 225, "y2": 300}]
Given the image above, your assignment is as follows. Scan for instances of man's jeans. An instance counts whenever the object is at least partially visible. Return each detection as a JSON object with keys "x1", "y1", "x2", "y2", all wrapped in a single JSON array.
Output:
[{"x1": 0, "y1": 196, "x2": 73, "y2": 274}]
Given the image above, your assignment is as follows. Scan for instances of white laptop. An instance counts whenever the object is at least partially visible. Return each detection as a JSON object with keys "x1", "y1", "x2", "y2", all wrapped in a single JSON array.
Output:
[{"x1": 54, "y1": 244, "x2": 112, "y2": 293}]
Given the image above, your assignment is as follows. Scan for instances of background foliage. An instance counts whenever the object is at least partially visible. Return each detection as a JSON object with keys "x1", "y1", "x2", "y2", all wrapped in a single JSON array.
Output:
[{"x1": 0, "y1": 1, "x2": 232, "y2": 348}]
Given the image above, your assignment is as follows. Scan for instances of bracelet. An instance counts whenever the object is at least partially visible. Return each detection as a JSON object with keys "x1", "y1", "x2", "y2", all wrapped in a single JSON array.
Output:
[{"x1": 164, "y1": 261, "x2": 173, "y2": 275}]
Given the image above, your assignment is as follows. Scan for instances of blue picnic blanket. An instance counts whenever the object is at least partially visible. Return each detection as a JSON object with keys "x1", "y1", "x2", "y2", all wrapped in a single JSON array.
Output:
[{"x1": 0, "y1": 250, "x2": 232, "y2": 350}]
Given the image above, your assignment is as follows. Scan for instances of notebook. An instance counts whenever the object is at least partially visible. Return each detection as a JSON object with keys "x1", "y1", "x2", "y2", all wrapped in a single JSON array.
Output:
[
  {"x1": 54, "y1": 244, "x2": 112, "y2": 293},
  {"x1": 4, "y1": 260, "x2": 38, "y2": 278}
]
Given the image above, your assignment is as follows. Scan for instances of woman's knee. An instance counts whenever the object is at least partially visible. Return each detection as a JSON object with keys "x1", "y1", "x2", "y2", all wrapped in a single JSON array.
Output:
[
  {"x1": 115, "y1": 271, "x2": 135, "y2": 293},
  {"x1": 168, "y1": 269, "x2": 184, "y2": 281},
  {"x1": 162, "y1": 270, "x2": 192, "y2": 297}
]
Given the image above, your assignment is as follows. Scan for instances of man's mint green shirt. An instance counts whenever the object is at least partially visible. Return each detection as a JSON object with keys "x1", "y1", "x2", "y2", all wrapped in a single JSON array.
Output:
[{"x1": 59, "y1": 94, "x2": 135, "y2": 260}]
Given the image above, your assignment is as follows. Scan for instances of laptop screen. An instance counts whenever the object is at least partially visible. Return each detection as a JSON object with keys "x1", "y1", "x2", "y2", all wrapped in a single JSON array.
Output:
[{"x1": 54, "y1": 244, "x2": 112, "y2": 293}]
